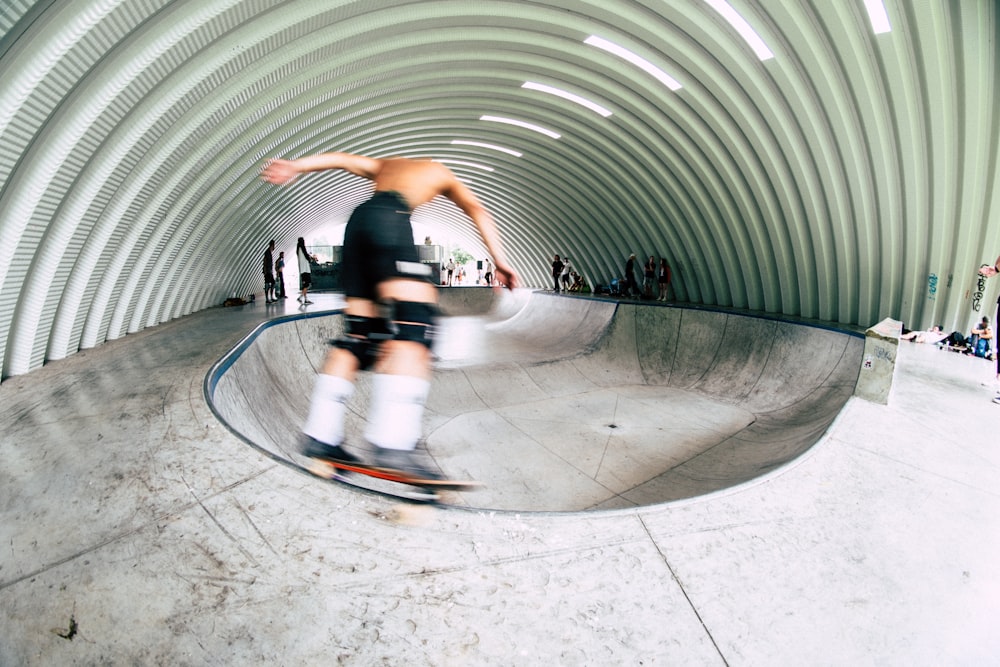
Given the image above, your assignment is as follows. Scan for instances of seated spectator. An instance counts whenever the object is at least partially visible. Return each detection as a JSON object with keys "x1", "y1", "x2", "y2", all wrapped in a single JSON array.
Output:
[
  {"x1": 901, "y1": 325, "x2": 947, "y2": 344},
  {"x1": 967, "y1": 316, "x2": 993, "y2": 358}
]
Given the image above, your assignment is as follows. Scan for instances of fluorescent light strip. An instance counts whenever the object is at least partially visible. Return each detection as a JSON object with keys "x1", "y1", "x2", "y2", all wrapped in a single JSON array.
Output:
[
  {"x1": 584, "y1": 35, "x2": 682, "y2": 91},
  {"x1": 451, "y1": 140, "x2": 522, "y2": 157},
  {"x1": 479, "y1": 115, "x2": 561, "y2": 139},
  {"x1": 863, "y1": 0, "x2": 892, "y2": 34},
  {"x1": 436, "y1": 159, "x2": 494, "y2": 172},
  {"x1": 703, "y1": 0, "x2": 774, "y2": 60},
  {"x1": 522, "y1": 81, "x2": 613, "y2": 117}
]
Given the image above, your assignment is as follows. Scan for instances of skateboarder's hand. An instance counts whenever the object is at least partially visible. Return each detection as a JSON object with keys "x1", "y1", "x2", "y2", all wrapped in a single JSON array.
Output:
[
  {"x1": 494, "y1": 263, "x2": 519, "y2": 290},
  {"x1": 261, "y1": 158, "x2": 300, "y2": 185}
]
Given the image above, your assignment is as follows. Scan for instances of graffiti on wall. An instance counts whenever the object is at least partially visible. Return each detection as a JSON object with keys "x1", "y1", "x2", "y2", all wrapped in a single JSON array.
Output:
[{"x1": 972, "y1": 272, "x2": 987, "y2": 313}]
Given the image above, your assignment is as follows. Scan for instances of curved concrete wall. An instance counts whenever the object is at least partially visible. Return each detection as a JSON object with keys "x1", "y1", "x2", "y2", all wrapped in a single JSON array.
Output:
[{"x1": 207, "y1": 291, "x2": 863, "y2": 511}]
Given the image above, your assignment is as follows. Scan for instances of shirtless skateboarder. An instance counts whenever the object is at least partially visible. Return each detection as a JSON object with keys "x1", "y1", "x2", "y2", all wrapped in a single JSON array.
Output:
[{"x1": 261, "y1": 153, "x2": 519, "y2": 479}]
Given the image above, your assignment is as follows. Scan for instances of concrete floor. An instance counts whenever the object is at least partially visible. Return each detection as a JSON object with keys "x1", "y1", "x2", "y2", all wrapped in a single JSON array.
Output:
[{"x1": 2, "y1": 291, "x2": 998, "y2": 665}]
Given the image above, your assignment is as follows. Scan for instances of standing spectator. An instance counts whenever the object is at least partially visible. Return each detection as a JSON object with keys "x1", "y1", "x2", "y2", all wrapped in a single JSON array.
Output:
[
  {"x1": 484, "y1": 258, "x2": 494, "y2": 286},
  {"x1": 551, "y1": 254, "x2": 564, "y2": 292},
  {"x1": 296, "y1": 237, "x2": 315, "y2": 305},
  {"x1": 624, "y1": 253, "x2": 638, "y2": 298},
  {"x1": 977, "y1": 257, "x2": 1000, "y2": 403},
  {"x1": 263, "y1": 239, "x2": 276, "y2": 303},
  {"x1": 658, "y1": 258, "x2": 671, "y2": 301},
  {"x1": 560, "y1": 257, "x2": 573, "y2": 292},
  {"x1": 274, "y1": 251, "x2": 287, "y2": 299},
  {"x1": 643, "y1": 255, "x2": 656, "y2": 299},
  {"x1": 445, "y1": 258, "x2": 455, "y2": 286}
]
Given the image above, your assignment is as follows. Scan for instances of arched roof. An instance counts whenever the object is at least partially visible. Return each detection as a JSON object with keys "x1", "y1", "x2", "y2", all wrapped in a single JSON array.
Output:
[{"x1": 0, "y1": 0, "x2": 997, "y2": 378}]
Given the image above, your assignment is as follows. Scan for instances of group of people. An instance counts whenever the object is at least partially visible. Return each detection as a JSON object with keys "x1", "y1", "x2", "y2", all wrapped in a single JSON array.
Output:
[
  {"x1": 442, "y1": 257, "x2": 496, "y2": 286},
  {"x1": 939, "y1": 317, "x2": 994, "y2": 358},
  {"x1": 622, "y1": 253, "x2": 671, "y2": 301},
  {"x1": 548, "y1": 255, "x2": 585, "y2": 293},
  {"x1": 262, "y1": 237, "x2": 321, "y2": 306},
  {"x1": 903, "y1": 317, "x2": 994, "y2": 359},
  {"x1": 903, "y1": 258, "x2": 1000, "y2": 405},
  {"x1": 550, "y1": 252, "x2": 673, "y2": 297}
]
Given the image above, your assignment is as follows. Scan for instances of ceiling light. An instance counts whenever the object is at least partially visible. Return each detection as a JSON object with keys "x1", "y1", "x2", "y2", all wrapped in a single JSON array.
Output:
[
  {"x1": 863, "y1": 0, "x2": 892, "y2": 34},
  {"x1": 479, "y1": 115, "x2": 561, "y2": 139},
  {"x1": 702, "y1": 0, "x2": 774, "y2": 60},
  {"x1": 436, "y1": 159, "x2": 494, "y2": 172},
  {"x1": 451, "y1": 140, "x2": 523, "y2": 157},
  {"x1": 584, "y1": 35, "x2": 682, "y2": 91},
  {"x1": 522, "y1": 82, "x2": 613, "y2": 117}
]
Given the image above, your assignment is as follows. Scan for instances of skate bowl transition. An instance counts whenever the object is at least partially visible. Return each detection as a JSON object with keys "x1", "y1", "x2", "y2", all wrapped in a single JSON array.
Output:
[{"x1": 206, "y1": 290, "x2": 864, "y2": 513}]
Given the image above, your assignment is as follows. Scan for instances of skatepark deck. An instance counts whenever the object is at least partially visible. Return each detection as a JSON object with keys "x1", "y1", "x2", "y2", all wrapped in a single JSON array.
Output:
[{"x1": 4, "y1": 289, "x2": 998, "y2": 664}]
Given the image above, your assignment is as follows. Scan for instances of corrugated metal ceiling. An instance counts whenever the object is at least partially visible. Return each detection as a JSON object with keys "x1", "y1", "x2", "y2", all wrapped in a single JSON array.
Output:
[{"x1": 0, "y1": 0, "x2": 997, "y2": 378}]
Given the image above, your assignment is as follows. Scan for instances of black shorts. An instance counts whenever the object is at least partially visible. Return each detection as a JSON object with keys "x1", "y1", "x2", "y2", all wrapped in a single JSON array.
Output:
[
  {"x1": 299, "y1": 272, "x2": 311, "y2": 290},
  {"x1": 264, "y1": 272, "x2": 275, "y2": 287},
  {"x1": 341, "y1": 191, "x2": 432, "y2": 300}
]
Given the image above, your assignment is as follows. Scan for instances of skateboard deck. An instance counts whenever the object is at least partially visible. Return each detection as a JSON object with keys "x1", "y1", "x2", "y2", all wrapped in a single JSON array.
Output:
[{"x1": 307, "y1": 457, "x2": 481, "y2": 492}]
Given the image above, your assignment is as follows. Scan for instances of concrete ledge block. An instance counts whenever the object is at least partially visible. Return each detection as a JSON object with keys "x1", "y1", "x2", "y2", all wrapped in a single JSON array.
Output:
[{"x1": 854, "y1": 317, "x2": 901, "y2": 404}]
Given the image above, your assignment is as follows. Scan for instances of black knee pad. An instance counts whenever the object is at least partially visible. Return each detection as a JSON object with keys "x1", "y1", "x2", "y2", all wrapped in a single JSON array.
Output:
[
  {"x1": 389, "y1": 301, "x2": 439, "y2": 349},
  {"x1": 330, "y1": 314, "x2": 391, "y2": 370}
]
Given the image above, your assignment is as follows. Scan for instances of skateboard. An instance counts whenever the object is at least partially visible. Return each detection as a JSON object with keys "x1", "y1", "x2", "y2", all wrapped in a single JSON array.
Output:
[{"x1": 306, "y1": 456, "x2": 481, "y2": 501}]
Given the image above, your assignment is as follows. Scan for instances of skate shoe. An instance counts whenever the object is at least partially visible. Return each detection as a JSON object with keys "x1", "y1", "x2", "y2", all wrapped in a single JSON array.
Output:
[
  {"x1": 300, "y1": 435, "x2": 360, "y2": 463},
  {"x1": 372, "y1": 446, "x2": 443, "y2": 483},
  {"x1": 300, "y1": 435, "x2": 363, "y2": 479}
]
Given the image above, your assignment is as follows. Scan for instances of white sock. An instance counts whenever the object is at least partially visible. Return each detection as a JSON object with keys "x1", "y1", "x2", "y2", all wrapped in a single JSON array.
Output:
[
  {"x1": 302, "y1": 374, "x2": 354, "y2": 444},
  {"x1": 363, "y1": 374, "x2": 430, "y2": 451}
]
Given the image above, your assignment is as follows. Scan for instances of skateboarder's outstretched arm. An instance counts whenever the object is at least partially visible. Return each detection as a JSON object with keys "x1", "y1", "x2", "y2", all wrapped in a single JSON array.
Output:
[
  {"x1": 443, "y1": 178, "x2": 518, "y2": 289},
  {"x1": 261, "y1": 152, "x2": 381, "y2": 185},
  {"x1": 262, "y1": 151, "x2": 520, "y2": 290}
]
